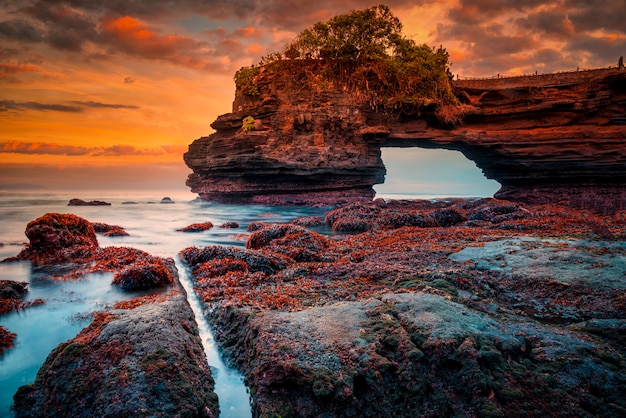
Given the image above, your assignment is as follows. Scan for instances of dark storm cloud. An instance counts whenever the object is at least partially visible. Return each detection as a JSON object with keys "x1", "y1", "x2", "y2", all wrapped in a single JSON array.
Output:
[
  {"x1": 0, "y1": 19, "x2": 43, "y2": 42},
  {"x1": 566, "y1": 35, "x2": 626, "y2": 63},
  {"x1": 33, "y1": 0, "x2": 434, "y2": 28},
  {"x1": 565, "y1": 0, "x2": 626, "y2": 33},
  {"x1": 22, "y1": 1, "x2": 100, "y2": 51},
  {"x1": 516, "y1": 9, "x2": 575, "y2": 39},
  {"x1": 437, "y1": 0, "x2": 626, "y2": 75}
]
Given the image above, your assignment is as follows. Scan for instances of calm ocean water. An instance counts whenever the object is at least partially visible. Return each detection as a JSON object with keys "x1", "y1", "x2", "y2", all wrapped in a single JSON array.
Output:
[{"x1": 0, "y1": 190, "x2": 331, "y2": 418}]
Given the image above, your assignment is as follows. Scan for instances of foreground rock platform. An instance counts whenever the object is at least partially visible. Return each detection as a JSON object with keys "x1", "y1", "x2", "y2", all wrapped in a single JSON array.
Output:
[
  {"x1": 3, "y1": 213, "x2": 218, "y2": 417},
  {"x1": 180, "y1": 198, "x2": 626, "y2": 417},
  {"x1": 185, "y1": 64, "x2": 626, "y2": 211}
]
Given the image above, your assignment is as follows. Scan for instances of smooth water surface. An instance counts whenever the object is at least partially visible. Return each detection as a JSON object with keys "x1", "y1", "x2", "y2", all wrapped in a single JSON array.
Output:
[{"x1": 0, "y1": 190, "x2": 329, "y2": 418}]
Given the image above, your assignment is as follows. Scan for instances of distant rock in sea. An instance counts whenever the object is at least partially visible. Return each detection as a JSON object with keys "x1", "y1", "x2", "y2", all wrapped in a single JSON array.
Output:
[
  {"x1": 122, "y1": 201, "x2": 138, "y2": 205},
  {"x1": 91, "y1": 222, "x2": 129, "y2": 237},
  {"x1": 220, "y1": 221, "x2": 239, "y2": 229},
  {"x1": 160, "y1": 197, "x2": 175, "y2": 204},
  {"x1": 68, "y1": 198, "x2": 111, "y2": 206},
  {"x1": 177, "y1": 222, "x2": 213, "y2": 232}
]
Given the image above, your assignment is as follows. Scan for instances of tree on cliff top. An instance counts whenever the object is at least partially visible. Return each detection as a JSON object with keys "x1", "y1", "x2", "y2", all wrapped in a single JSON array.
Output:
[
  {"x1": 283, "y1": 4, "x2": 403, "y2": 61},
  {"x1": 236, "y1": 4, "x2": 462, "y2": 125}
]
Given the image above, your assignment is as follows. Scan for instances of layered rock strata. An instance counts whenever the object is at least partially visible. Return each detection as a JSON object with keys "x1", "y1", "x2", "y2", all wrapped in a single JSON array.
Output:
[{"x1": 184, "y1": 64, "x2": 626, "y2": 211}]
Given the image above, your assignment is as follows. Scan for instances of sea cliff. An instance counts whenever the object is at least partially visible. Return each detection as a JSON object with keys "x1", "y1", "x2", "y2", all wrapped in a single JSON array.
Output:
[{"x1": 184, "y1": 63, "x2": 626, "y2": 212}]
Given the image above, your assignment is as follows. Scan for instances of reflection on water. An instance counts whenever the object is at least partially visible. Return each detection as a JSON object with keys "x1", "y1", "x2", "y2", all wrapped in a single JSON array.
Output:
[{"x1": 0, "y1": 191, "x2": 329, "y2": 418}]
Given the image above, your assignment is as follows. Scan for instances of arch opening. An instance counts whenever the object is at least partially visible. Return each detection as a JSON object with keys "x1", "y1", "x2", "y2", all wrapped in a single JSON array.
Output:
[{"x1": 374, "y1": 147, "x2": 501, "y2": 200}]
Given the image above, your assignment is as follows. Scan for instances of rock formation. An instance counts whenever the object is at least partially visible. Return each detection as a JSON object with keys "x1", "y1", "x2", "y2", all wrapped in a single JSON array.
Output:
[
  {"x1": 5, "y1": 213, "x2": 219, "y2": 417},
  {"x1": 184, "y1": 63, "x2": 626, "y2": 212},
  {"x1": 180, "y1": 199, "x2": 626, "y2": 417}
]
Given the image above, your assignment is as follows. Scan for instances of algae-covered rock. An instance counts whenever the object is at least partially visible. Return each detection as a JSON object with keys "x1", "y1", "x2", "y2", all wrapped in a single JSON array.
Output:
[
  {"x1": 208, "y1": 293, "x2": 626, "y2": 418},
  {"x1": 13, "y1": 283, "x2": 218, "y2": 418}
]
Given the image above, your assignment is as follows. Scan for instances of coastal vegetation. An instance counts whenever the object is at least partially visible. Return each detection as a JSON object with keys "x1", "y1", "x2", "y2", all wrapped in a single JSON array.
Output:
[{"x1": 234, "y1": 4, "x2": 463, "y2": 124}]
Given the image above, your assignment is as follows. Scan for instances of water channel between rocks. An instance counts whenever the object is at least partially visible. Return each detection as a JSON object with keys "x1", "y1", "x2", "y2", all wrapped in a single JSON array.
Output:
[{"x1": 175, "y1": 258, "x2": 252, "y2": 418}]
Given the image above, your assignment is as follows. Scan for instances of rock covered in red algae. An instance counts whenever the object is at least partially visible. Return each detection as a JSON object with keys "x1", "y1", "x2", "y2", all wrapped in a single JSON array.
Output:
[
  {"x1": 112, "y1": 256, "x2": 175, "y2": 290},
  {"x1": 7, "y1": 214, "x2": 219, "y2": 417},
  {"x1": 68, "y1": 198, "x2": 111, "y2": 206},
  {"x1": 0, "y1": 326, "x2": 17, "y2": 354},
  {"x1": 0, "y1": 280, "x2": 44, "y2": 354},
  {"x1": 91, "y1": 222, "x2": 129, "y2": 237},
  {"x1": 183, "y1": 198, "x2": 626, "y2": 418},
  {"x1": 13, "y1": 287, "x2": 219, "y2": 418},
  {"x1": 177, "y1": 222, "x2": 214, "y2": 232},
  {"x1": 246, "y1": 224, "x2": 330, "y2": 262},
  {"x1": 246, "y1": 221, "x2": 267, "y2": 232},
  {"x1": 219, "y1": 221, "x2": 239, "y2": 228},
  {"x1": 290, "y1": 216, "x2": 323, "y2": 227},
  {"x1": 7, "y1": 213, "x2": 99, "y2": 264}
]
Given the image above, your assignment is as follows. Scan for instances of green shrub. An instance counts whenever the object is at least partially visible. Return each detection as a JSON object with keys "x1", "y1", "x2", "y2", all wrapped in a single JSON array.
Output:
[
  {"x1": 234, "y1": 66, "x2": 260, "y2": 96},
  {"x1": 242, "y1": 116, "x2": 256, "y2": 131}
]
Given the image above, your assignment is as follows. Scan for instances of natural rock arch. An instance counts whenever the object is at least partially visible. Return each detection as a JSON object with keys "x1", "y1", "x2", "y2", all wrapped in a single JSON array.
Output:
[{"x1": 184, "y1": 66, "x2": 626, "y2": 213}]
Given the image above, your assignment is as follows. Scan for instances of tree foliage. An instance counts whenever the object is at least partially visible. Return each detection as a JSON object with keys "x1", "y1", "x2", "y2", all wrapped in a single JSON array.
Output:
[
  {"x1": 284, "y1": 4, "x2": 403, "y2": 61},
  {"x1": 237, "y1": 4, "x2": 460, "y2": 123}
]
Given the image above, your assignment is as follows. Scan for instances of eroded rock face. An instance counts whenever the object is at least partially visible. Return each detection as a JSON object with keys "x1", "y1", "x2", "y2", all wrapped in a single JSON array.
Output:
[{"x1": 184, "y1": 64, "x2": 626, "y2": 211}]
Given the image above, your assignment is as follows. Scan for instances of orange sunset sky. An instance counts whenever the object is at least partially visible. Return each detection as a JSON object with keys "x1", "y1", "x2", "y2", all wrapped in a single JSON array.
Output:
[{"x1": 1, "y1": 0, "x2": 625, "y2": 193}]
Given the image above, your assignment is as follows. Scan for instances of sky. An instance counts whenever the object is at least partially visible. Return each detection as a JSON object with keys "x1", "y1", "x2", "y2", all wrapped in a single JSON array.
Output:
[{"x1": 1, "y1": 0, "x2": 625, "y2": 194}]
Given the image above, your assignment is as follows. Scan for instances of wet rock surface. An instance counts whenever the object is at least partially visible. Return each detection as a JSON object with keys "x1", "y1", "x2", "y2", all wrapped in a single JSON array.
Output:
[
  {"x1": 3, "y1": 213, "x2": 218, "y2": 417},
  {"x1": 181, "y1": 198, "x2": 626, "y2": 417}
]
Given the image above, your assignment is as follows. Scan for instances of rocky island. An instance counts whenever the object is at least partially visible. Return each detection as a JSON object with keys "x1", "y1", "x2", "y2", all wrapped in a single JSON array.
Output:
[{"x1": 184, "y1": 9, "x2": 625, "y2": 212}]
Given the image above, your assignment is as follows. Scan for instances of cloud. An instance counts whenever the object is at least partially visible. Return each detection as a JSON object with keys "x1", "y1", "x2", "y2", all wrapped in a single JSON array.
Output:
[
  {"x1": 436, "y1": 0, "x2": 626, "y2": 75},
  {"x1": 0, "y1": 140, "x2": 165, "y2": 157},
  {"x1": 0, "y1": 63, "x2": 42, "y2": 79},
  {"x1": 0, "y1": 19, "x2": 44, "y2": 42},
  {"x1": 23, "y1": 1, "x2": 100, "y2": 51},
  {"x1": 1, "y1": 0, "x2": 432, "y2": 74},
  {"x1": 0, "y1": 100, "x2": 82, "y2": 112},
  {"x1": 69, "y1": 101, "x2": 139, "y2": 109},
  {"x1": 91, "y1": 144, "x2": 162, "y2": 157},
  {"x1": 0, "y1": 100, "x2": 139, "y2": 113},
  {"x1": 2, "y1": 0, "x2": 625, "y2": 78},
  {"x1": 99, "y1": 15, "x2": 218, "y2": 70},
  {"x1": 232, "y1": 27, "x2": 263, "y2": 39},
  {"x1": 0, "y1": 140, "x2": 91, "y2": 155}
]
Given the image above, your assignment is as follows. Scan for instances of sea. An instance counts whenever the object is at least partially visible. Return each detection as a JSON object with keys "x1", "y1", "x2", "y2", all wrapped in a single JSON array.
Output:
[
  {"x1": 0, "y1": 172, "x2": 497, "y2": 417},
  {"x1": 0, "y1": 190, "x2": 335, "y2": 418}
]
